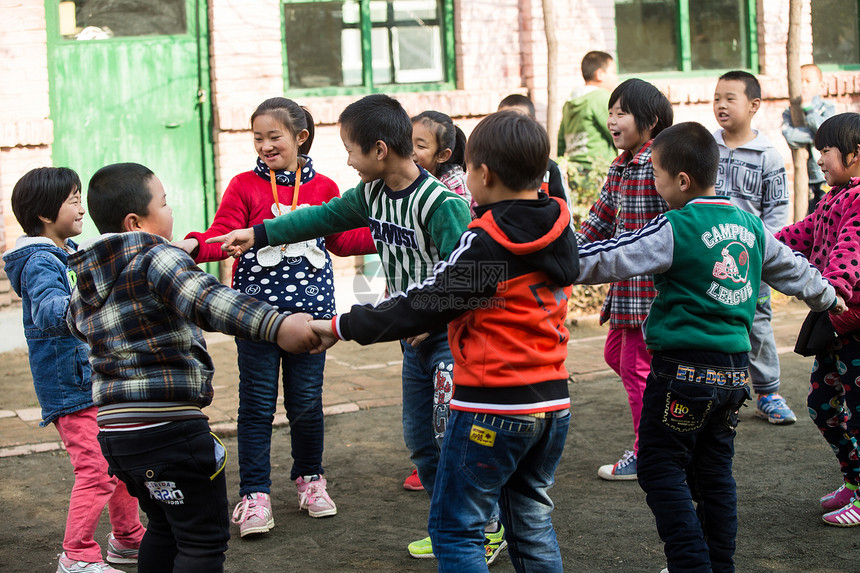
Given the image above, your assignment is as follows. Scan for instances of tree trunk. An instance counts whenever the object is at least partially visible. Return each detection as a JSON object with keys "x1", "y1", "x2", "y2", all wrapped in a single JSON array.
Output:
[
  {"x1": 787, "y1": 0, "x2": 809, "y2": 222},
  {"x1": 542, "y1": 0, "x2": 559, "y2": 158}
]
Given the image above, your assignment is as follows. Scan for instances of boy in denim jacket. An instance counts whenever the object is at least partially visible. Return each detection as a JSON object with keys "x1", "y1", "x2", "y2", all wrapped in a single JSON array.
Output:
[
  {"x1": 66, "y1": 162, "x2": 320, "y2": 573},
  {"x1": 3, "y1": 167, "x2": 144, "y2": 573}
]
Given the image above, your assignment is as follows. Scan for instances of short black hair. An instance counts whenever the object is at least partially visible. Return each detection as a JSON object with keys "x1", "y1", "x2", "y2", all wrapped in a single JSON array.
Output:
[
  {"x1": 87, "y1": 163, "x2": 155, "y2": 233},
  {"x1": 581, "y1": 51, "x2": 614, "y2": 82},
  {"x1": 497, "y1": 94, "x2": 536, "y2": 119},
  {"x1": 815, "y1": 112, "x2": 860, "y2": 166},
  {"x1": 11, "y1": 167, "x2": 81, "y2": 236},
  {"x1": 251, "y1": 97, "x2": 315, "y2": 155},
  {"x1": 718, "y1": 70, "x2": 761, "y2": 100},
  {"x1": 466, "y1": 110, "x2": 549, "y2": 192},
  {"x1": 411, "y1": 110, "x2": 467, "y2": 177},
  {"x1": 338, "y1": 94, "x2": 413, "y2": 158},
  {"x1": 609, "y1": 79, "x2": 674, "y2": 138},
  {"x1": 651, "y1": 122, "x2": 719, "y2": 188}
]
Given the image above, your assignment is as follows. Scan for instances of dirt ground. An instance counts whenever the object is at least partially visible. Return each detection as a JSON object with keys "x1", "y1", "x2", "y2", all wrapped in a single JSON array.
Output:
[{"x1": 2, "y1": 313, "x2": 860, "y2": 572}]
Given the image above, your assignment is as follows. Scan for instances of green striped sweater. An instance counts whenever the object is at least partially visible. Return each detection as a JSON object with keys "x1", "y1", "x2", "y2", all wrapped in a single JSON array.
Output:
[{"x1": 262, "y1": 170, "x2": 472, "y2": 293}]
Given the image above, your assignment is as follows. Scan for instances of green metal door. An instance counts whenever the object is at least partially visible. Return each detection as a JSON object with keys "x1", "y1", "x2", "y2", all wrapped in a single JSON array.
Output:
[{"x1": 45, "y1": 0, "x2": 214, "y2": 245}]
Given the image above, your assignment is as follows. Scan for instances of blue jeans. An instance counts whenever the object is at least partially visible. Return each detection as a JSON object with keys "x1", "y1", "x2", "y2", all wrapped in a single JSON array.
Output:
[
  {"x1": 429, "y1": 409, "x2": 570, "y2": 573},
  {"x1": 637, "y1": 350, "x2": 750, "y2": 573},
  {"x1": 98, "y1": 420, "x2": 229, "y2": 573},
  {"x1": 235, "y1": 338, "x2": 326, "y2": 494},
  {"x1": 400, "y1": 329, "x2": 454, "y2": 498}
]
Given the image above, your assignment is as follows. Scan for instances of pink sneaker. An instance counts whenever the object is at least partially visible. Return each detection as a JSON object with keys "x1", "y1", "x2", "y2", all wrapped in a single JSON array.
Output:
[
  {"x1": 403, "y1": 468, "x2": 424, "y2": 491},
  {"x1": 231, "y1": 492, "x2": 274, "y2": 537},
  {"x1": 823, "y1": 500, "x2": 860, "y2": 527},
  {"x1": 105, "y1": 533, "x2": 139, "y2": 564},
  {"x1": 820, "y1": 483, "x2": 857, "y2": 510},
  {"x1": 56, "y1": 552, "x2": 125, "y2": 573},
  {"x1": 296, "y1": 475, "x2": 337, "y2": 517}
]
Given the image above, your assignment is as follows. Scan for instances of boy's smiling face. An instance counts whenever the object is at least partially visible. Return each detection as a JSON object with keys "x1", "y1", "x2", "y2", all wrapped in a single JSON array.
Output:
[
  {"x1": 607, "y1": 100, "x2": 651, "y2": 154},
  {"x1": 713, "y1": 79, "x2": 759, "y2": 133},
  {"x1": 41, "y1": 186, "x2": 85, "y2": 248},
  {"x1": 341, "y1": 125, "x2": 384, "y2": 183}
]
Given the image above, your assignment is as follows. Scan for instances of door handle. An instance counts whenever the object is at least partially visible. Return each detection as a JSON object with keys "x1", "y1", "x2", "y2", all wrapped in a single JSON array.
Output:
[{"x1": 164, "y1": 122, "x2": 181, "y2": 128}]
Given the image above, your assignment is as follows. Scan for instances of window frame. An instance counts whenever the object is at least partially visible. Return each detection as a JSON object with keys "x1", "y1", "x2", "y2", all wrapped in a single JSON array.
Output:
[
  {"x1": 812, "y1": 0, "x2": 860, "y2": 71},
  {"x1": 615, "y1": 0, "x2": 759, "y2": 78},
  {"x1": 280, "y1": 0, "x2": 456, "y2": 96}
]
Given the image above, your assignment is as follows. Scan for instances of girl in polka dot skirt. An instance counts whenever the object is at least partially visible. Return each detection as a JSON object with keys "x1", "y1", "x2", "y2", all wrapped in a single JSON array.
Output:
[
  {"x1": 175, "y1": 97, "x2": 375, "y2": 537},
  {"x1": 775, "y1": 112, "x2": 860, "y2": 527}
]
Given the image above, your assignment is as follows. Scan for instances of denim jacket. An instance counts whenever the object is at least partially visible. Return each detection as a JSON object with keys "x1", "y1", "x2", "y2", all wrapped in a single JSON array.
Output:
[{"x1": 3, "y1": 236, "x2": 92, "y2": 426}]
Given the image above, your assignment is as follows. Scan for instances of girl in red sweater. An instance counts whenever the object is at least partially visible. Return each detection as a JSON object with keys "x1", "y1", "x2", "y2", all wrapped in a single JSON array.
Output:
[{"x1": 176, "y1": 98, "x2": 374, "y2": 537}]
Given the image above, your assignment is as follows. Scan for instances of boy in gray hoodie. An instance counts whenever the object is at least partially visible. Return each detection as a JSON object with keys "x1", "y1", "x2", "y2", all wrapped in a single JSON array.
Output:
[{"x1": 712, "y1": 70, "x2": 795, "y2": 425}]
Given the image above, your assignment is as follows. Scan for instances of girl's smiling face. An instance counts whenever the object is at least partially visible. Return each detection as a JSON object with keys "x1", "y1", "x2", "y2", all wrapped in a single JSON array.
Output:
[
  {"x1": 412, "y1": 121, "x2": 443, "y2": 176},
  {"x1": 818, "y1": 145, "x2": 859, "y2": 188},
  {"x1": 253, "y1": 113, "x2": 308, "y2": 172},
  {"x1": 607, "y1": 100, "x2": 651, "y2": 155}
]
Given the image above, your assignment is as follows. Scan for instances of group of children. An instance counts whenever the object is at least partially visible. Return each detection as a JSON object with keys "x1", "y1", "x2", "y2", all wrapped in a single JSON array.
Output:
[{"x1": 7, "y1": 61, "x2": 860, "y2": 573}]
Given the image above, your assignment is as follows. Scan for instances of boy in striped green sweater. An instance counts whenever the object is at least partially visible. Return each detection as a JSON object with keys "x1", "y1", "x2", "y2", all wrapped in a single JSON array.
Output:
[{"x1": 209, "y1": 94, "x2": 487, "y2": 559}]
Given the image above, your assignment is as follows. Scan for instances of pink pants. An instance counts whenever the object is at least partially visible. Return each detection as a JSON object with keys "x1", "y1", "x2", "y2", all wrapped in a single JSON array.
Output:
[
  {"x1": 54, "y1": 406, "x2": 144, "y2": 562},
  {"x1": 603, "y1": 327, "x2": 651, "y2": 454}
]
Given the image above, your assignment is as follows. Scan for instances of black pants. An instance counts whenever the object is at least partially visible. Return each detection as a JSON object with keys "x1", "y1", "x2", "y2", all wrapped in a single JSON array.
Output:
[{"x1": 99, "y1": 419, "x2": 230, "y2": 573}]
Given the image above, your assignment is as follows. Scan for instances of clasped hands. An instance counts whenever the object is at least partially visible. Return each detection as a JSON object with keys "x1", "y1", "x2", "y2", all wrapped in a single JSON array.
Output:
[{"x1": 277, "y1": 314, "x2": 340, "y2": 354}]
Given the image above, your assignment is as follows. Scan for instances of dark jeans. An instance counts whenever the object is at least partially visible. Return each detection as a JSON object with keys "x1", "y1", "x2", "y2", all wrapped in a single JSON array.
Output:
[
  {"x1": 637, "y1": 350, "x2": 750, "y2": 573},
  {"x1": 98, "y1": 419, "x2": 230, "y2": 573},
  {"x1": 235, "y1": 339, "x2": 326, "y2": 492},
  {"x1": 399, "y1": 329, "x2": 454, "y2": 498}
]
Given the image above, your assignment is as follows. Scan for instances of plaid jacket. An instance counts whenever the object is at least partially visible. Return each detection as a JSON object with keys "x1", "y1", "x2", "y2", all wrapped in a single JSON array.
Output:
[
  {"x1": 67, "y1": 232, "x2": 285, "y2": 424},
  {"x1": 576, "y1": 140, "x2": 668, "y2": 328}
]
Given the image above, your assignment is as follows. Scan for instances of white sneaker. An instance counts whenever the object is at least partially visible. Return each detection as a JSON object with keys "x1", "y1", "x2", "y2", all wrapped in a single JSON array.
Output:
[{"x1": 57, "y1": 553, "x2": 125, "y2": 573}]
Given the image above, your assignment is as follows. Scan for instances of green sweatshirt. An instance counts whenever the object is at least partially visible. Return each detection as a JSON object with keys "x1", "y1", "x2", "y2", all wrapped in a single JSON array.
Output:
[
  {"x1": 558, "y1": 86, "x2": 615, "y2": 167},
  {"x1": 261, "y1": 171, "x2": 471, "y2": 294}
]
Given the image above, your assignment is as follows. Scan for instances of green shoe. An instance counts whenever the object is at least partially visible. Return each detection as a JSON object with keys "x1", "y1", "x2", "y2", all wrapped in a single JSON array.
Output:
[
  {"x1": 484, "y1": 523, "x2": 508, "y2": 565},
  {"x1": 407, "y1": 536, "x2": 435, "y2": 559}
]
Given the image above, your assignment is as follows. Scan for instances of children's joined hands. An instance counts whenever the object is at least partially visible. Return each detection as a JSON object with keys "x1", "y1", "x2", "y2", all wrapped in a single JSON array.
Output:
[
  {"x1": 206, "y1": 228, "x2": 256, "y2": 258},
  {"x1": 277, "y1": 313, "x2": 320, "y2": 354},
  {"x1": 830, "y1": 295, "x2": 848, "y2": 315},
  {"x1": 309, "y1": 320, "x2": 338, "y2": 354}
]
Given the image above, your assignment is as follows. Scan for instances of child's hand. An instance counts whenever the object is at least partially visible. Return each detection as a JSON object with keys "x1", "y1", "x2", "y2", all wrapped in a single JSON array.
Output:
[
  {"x1": 276, "y1": 313, "x2": 320, "y2": 354},
  {"x1": 206, "y1": 228, "x2": 255, "y2": 258},
  {"x1": 405, "y1": 332, "x2": 430, "y2": 347},
  {"x1": 171, "y1": 238, "x2": 199, "y2": 255},
  {"x1": 830, "y1": 295, "x2": 847, "y2": 316},
  {"x1": 309, "y1": 320, "x2": 338, "y2": 354}
]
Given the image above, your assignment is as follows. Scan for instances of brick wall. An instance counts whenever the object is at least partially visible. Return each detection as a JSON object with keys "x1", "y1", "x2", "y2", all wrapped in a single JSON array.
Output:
[
  {"x1": 0, "y1": 0, "x2": 53, "y2": 305},
  {"x1": 2, "y1": 0, "x2": 859, "y2": 300}
]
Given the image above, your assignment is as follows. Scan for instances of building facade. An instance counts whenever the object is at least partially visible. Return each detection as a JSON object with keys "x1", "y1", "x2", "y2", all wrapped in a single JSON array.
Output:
[{"x1": 2, "y1": 0, "x2": 859, "y2": 304}]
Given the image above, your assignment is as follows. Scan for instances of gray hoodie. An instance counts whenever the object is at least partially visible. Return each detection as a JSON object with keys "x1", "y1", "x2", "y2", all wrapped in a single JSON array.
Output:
[{"x1": 713, "y1": 129, "x2": 789, "y2": 233}]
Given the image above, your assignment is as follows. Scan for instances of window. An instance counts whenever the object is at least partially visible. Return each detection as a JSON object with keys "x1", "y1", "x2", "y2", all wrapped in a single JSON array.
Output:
[
  {"x1": 283, "y1": 0, "x2": 453, "y2": 92},
  {"x1": 812, "y1": 0, "x2": 859, "y2": 66},
  {"x1": 57, "y1": 0, "x2": 187, "y2": 39},
  {"x1": 615, "y1": 0, "x2": 756, "y2": 73}
]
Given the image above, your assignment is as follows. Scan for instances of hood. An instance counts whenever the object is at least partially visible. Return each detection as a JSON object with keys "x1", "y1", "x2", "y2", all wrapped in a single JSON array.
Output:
[
  {"x1": 713, "y1": 129, "x2": 771, "y2": 152},
  {"x1": 565, "y1": 85, "x2": 599, "y2": 108},
  {"x1": 471, "y1": 196, "x2": 579, "y2": 285},
  {"x1": 68, "y1": 232, "x2": 167, "y2": 308},
  {"x1": 3, "y1": 236, "x2": 75, "y2": 296}
]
